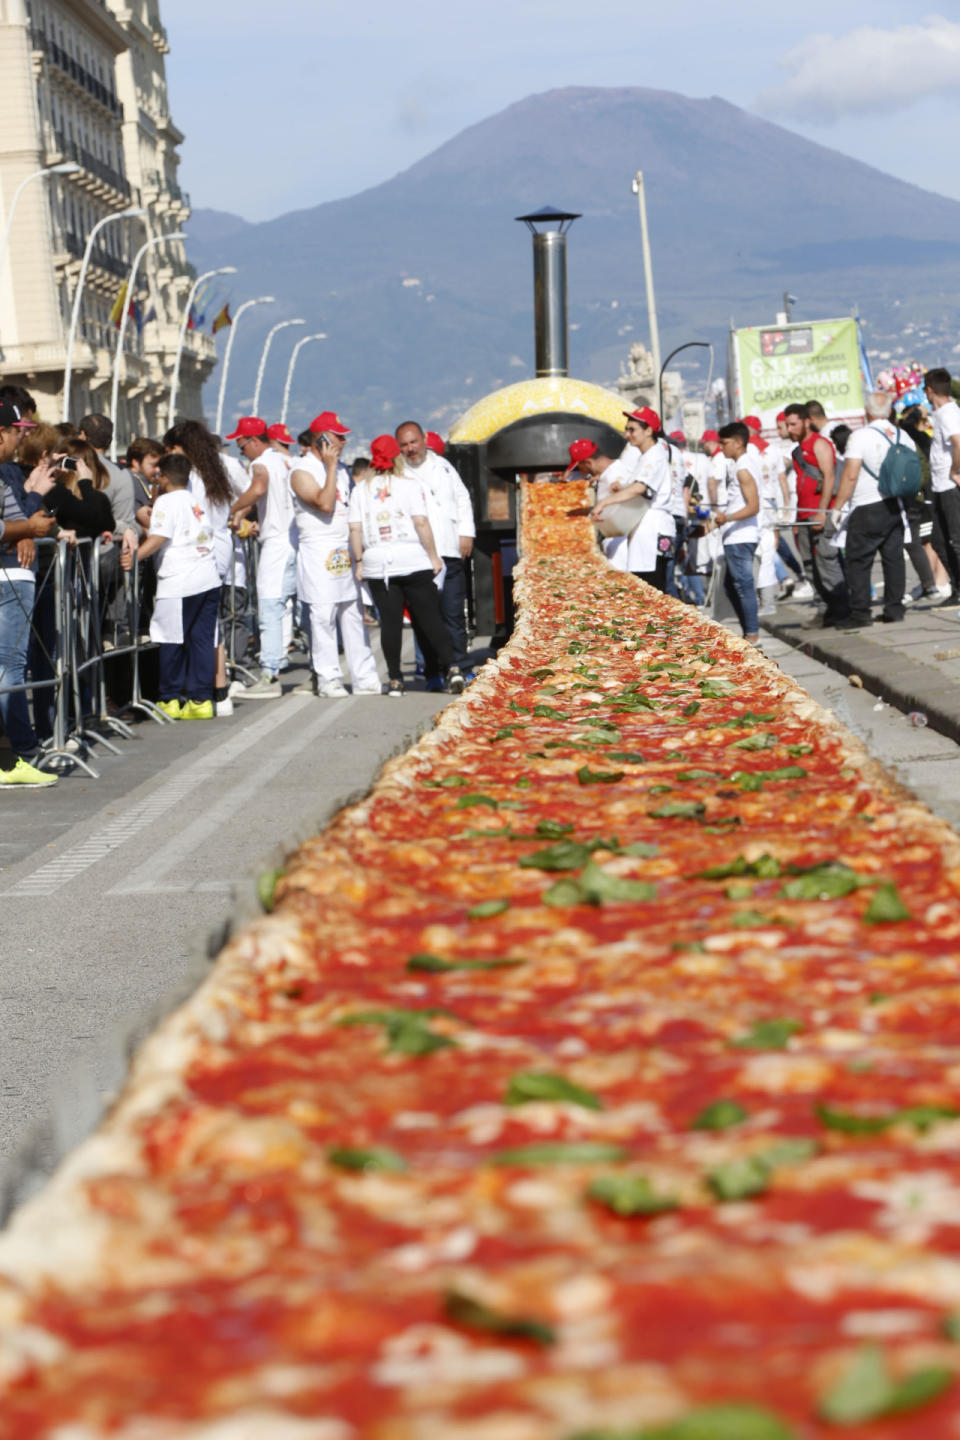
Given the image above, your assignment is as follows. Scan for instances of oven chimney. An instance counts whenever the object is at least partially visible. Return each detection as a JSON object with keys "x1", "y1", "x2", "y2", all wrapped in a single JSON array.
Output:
[{"x1": 516, "y1": 205, "x2": 581, "y2": 379}]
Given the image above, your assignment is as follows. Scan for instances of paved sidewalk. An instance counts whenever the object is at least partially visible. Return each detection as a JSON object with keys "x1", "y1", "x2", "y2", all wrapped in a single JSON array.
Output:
[{"x1": 761, "y1": 592, "x2": 960, "y2": 743}]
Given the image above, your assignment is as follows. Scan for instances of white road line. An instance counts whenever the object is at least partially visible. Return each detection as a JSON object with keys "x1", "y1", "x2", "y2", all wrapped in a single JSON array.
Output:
[
  {"x1": 0, "y1": 698, "x2": 315, "y2": 898},
  {"x1": 107, "y1": 699, "x2": 356, "y2": 895}
]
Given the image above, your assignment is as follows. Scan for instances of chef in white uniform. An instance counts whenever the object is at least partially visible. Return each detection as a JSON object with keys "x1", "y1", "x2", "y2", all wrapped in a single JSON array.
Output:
[
  {"x1": 566, "y1": 437, "x2": 629, "y2": 571},
  {"x1": 289, "y1": 414, "x2": 381, "y2": 698},
  {"x1": 593, "y1": 407, "x2": 674, "y2": 591}
]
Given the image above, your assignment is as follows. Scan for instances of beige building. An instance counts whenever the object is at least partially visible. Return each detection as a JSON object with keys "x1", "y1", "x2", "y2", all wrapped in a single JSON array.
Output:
[{"x1": 0, "y1": 0, "x2": 214, "y2": 436}]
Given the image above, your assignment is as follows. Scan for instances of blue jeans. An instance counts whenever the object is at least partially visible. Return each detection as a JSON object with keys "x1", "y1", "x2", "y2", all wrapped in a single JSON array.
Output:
[
  {"x1": 723, "y1": 542, "x2": 758, "y2": 636},
  {"x1": 258, "y1": 551, "x2": 297, "y2": 675},
  {"x1": 425, "y1": 555, "x2": 468, "y2": 676},
  {"x1": 0, "y1": 577, "x2": 37, "y2": 756}
]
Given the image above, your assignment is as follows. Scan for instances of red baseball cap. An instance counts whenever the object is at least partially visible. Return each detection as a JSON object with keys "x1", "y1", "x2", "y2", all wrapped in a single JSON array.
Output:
[
  {"x1": 701, "y1": 429, "x2": 719, "y2": 443},
  {"x1": 565, "y1": 437, "x2": 598, "y2": 475},
  {"x1": 776, "y1": 410, "x2": 786, "y2": 422},
  {"x1": 370, "y1": 434, "x2": 400, "y2": 471},
  {"x1": 309, "y1": 410, "x2": 351, "y2": 437},
  {"x1": 623, "y1": 406, "x2": 661, "y2": 431},
  {"x1": 743, "y1": 415, "x2": 762, "y2": 432},
  {"x1": 224, "y1": 415, "x2": 268, "y2": 441},
  {"x1": 425, "y1": 430, "x2": 445, "y2": 455},
  {"x1": 669, "y1": 429, "x2": 687, "y2": 445},
  {"x1": 267, "y1": 423, "x2": 294, "y2": 444}
]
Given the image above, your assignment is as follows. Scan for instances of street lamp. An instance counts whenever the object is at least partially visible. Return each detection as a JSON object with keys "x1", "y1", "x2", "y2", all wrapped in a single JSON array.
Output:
[
  {"x1": 281, "y1": 332, "x2": 327, "y2": 426},
  {"x1": 63, "y1": 206, "x2": 146, "y2": 423},
  {"x1": 109, "y1": 230, "x2": 186, "y2": 460},
  {"x1": 631, "y1": 171, "x2": 661, "y2": 383},
  {"x1": 167, "y1": 265, "x2": 237, "y2": 431},
  {"x1": 252, "y1": 317, "x2": 304, "y2": 416},
  {"x1": 657, "y1": 341, "x2": 712, "y2": 429},
  {"x1": 0, "y1": 161, "x2": 82, "y2": 315},
  {"x1": 214, "y1": 295, "x2": 275, "y2": 438}
]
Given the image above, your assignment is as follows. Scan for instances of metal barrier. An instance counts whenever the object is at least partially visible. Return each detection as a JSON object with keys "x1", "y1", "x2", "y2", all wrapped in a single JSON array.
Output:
[{"x1": 224, "y1": 532, "x2": 259, "y2": 684}]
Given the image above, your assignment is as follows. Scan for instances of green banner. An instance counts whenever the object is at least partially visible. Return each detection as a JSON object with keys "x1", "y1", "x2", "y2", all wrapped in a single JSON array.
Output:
[{"x1": 733, "y1": 318, "x2": 864, "y2": 422}]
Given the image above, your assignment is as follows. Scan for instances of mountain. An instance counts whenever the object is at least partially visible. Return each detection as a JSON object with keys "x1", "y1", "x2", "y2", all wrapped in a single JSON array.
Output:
[{"x1": 185, "y1": 87, "x2": 960, "y2": 441}]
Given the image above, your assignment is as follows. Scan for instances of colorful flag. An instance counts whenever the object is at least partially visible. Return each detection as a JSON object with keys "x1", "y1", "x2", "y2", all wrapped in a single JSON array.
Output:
[
  {"x1": 187, "y1": 305, "x2": 197, "y2": 331},
  {"x1": 109, "y1": 283, "x2": 128, "y2": 328},
  {"x1": 212, "y1": 303, "x2": 231, "y2": 335}
]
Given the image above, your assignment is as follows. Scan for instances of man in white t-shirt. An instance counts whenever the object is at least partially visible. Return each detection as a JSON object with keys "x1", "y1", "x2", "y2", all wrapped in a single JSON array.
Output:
[
  {"x1": 396, "y1": 420, "x2": 475, "y2": 689},
  {"x1": 832, "y1": 392, "x2": 916, "y2": 630},
  {"x1": 227, "y1": 415, "x2": 298, "y2": 697},
  {"x1": 924, "y1": 368, "x2": 960, "y2": 604},
  {"x1": 716, "y1": 422, "x2": 761, "y2": 641}
]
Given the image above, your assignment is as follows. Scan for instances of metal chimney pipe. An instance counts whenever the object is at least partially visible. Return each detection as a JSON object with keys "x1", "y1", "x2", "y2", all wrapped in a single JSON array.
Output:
[
  {"x1": 516, "y1": 206, "x2": 581, "y2": 381},
  {"x1": 532, "y1": 231, "x2": 568, "y2": 378}
]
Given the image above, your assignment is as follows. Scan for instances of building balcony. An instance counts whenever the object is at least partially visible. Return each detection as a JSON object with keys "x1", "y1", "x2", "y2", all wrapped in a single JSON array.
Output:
[
  {"x1": 32, "y1": 31, "x2": 123, "y2": 118},
  {"x1": 55, "y1": 135, "x2": 133, "y2": 204},
  {"x1": 61, "y1": 231, "x2": 130, "y2": 280}
]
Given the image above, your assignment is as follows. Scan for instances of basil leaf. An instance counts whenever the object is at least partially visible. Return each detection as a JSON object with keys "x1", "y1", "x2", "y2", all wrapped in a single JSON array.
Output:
[
  {"x1": 898, "y1": 1104, "x2": 960, "y2": 1132},
  {"x1": 730, "y1": 1018, "x2": 802, "y2": 1050},
  {"x1": 728, "y1": 732, "x2": 778, "y2": 751},
  {"x1": 707, "y1": 1154, "x2": 770, "y2": 1201},
  {"x1": 690, "y1": 1100, "x2": 748, "y2": 1131},
  {"x1": 580, "y1": 859, "x2": 657, "y2": 905},
  {"x1": 699, "y1": 677, "x2": 738, "y2": 698},
  {"x1": 650, "y1": 800, "x2": 706, "y2": 819},
  {"x1": 818, "y1": 1345, "x2": 894, "y2": 1425},
  {"x1": 676, "y1": 769, "x2": 720, "y2": 782},
  {"x1": 620, "y1": 841, "x2": 659, "y2": 857},
  {"x1": 337, "y1": 1008, "x2": 458, "y2": 1056},
  {"x1": 786, "y1": 743, "x2": 814, "y2": 757},
  {"x1": 491, "y1": 1141, "x2": 627, "y2": 1166},
  {"x1": 455, "y1": 794, "x2": 500, "y2": 809},
  {"x1": 257, "y1": 868, "x2": 283, "y2": 913},
  {"x1": 519, "y1": 840, "x2": 594, "y2": 871},
  {"x1": 698, "y1": 853, "x2": 780, "y2": 880},
  {"x1": 328, "y1": 1145, "x2": 406, "y2": 1173},
  {"x1": 730, "y1": 910, "x2": 786, "y2": 929},
  {"x1": 535, "y1": 819, "x2": 574, "y2": 839},
  {"x1": 531, "y1": 667, "x2": 555, "y2": 680},
  {"x1": 490, "y1": 726, "x2": 518, "y2": 742},
  {"x1": 641, "y1": 1403, "x2": 797, "y2": 1439},
  {"x1": 725, "y1": 882, "x2": 754, "y2": 900},
  {"x1": 467, "y1": 899, "x2": 511, "y2": 919},
  {"x1": 816, "y1": 1102, "x2": 958, "y2": 1134},
  {"x1": 423, "y1": 773, "x2": 472, "y2": 787},
  {"x1": 543, "y1": 877, "x2": 588, "y2": 907},
  {"x1": 887, "y1": 1367, "x2": 954, "y2": 1414},
  {"x1": 532, "y1": 703, "x2": 568, "y2": 719},
  {"x1": 781, "y1": 863, "x2": 862, "y2": 900},
  {"x1": 648, "y1": 784, "x2": 673, "y2": 796},
  {"x1": 864, "y1": 882, "x2": 912, "y2": 924},
  {"x1": 406, "y1": 954, "x2": 523, "y2": 973},
  {"x1": 604, "y1": 750, "x2": 647, "y2": 765},
  {"x1": 444, "y1": 1291, "x2": 556, "y2": 1347},
  {"x1": 505, "y1": 1071, "x2": 604, "y2": 1110},
  {"x1": 942, "y1": 1313, "x2": 960, "y2": 1342},
  {"x1": 588, "y1": 1174, "x2": 678, "y2": 1217},
  {"x1": 681, "y1": 701, "x2": 701, "y2": 717},
  {"x1": 578, "y1": 765, "x2": 625, "y2": 785}
]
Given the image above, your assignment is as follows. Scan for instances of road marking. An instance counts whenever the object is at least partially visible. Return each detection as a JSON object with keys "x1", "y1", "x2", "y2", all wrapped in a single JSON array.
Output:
[
  {"x1": 0, "y1": 699, "x2": 317, "y2": 898},
  {"x1": 107, "y1": 699, "x2": 356, "y2": 895}
]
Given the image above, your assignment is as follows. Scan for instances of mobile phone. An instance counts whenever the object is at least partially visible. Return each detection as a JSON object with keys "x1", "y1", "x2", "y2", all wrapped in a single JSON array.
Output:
[{"x1": 57, "y1": 456, "x2": 78, "y2": 472}]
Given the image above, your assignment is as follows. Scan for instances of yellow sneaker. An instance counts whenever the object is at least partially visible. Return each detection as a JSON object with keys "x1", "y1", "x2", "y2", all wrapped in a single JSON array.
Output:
[
  {"x1": 0, "y1": 757, "x2": 58, "y2": 788},
  {"x1": 157, "y1": 699, "x2": 181, "y2": 720},
  {"x1": 181, "y1": 699, "x2": 214, "y2": 720}
]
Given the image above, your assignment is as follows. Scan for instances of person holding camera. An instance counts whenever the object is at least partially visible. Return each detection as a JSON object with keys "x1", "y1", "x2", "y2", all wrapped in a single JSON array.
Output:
[{"x1": 0, "y1": 400, "x2": 60, "y2": 787}]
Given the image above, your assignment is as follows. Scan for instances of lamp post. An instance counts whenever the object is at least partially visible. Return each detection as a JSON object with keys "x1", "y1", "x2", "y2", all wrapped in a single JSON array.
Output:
[
  {"x1": 110, "y1": 230, "x2": 185, "y2": 460},
  {"x1": 0, "y1": 161, "x2": 82, "y2": 346},
  {"x1": 62, "y1": 205, "x2": 146, "y2": 423},
  {"x1": 631, "y1": 171, "x2": 661, "y2": 383},
  {"x1": 214, "y1": 295, "x2": 275, "y2": 438},
  {"x1": 658, "y1": 341, "x2": 711, "y2": 427},
  {"x1": 167, "y1": 264, "x2": 237, "y2": 431},
  {"x1": 280, "y1": 332, "x2": 327, "y2": 426},
  {"x1": 252, "y1": 317, "x2": 304, "y2": 416}
]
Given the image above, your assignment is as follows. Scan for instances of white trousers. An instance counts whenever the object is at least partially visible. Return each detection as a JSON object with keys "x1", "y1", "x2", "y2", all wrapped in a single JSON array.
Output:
[{"x1": 308, "y1": 597, "x2": 379, "y2": 685}]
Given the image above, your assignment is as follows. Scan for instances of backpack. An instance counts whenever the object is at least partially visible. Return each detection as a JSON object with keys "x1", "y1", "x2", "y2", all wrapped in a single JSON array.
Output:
[{"x1": 862, "y1": 425, "x2": 923, "y2": 501}]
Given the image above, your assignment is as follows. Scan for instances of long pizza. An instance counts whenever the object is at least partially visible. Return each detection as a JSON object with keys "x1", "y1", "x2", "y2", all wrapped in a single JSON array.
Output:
[{"x1": 2, "y1": 479, "x2": 960, "y2": 1438}]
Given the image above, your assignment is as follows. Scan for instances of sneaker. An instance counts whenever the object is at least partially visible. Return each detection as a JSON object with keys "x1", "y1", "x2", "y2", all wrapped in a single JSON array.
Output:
[
  {"x1": 227, "y1": 679, "x2": 248, "y2": 699},
  {"x1": 240, "y1": 672, "x2": 282, "y2": 700},
  {"x1": 0, "y1": 757, "x2": 58, "y2": 788},
  {"x1": 834, "y1": 616, "x2": 871, "y2": 631},
  {"x1": 292, "y1": 675, "x2": 318, "y2": 696},
  {"x1": 181, "y1": 699, "x2": 214, "y2": 720},
  {"x1": 424, "y1": 675, "x2": 444, "y2": 693},
  {"x1": 793, "y1": 581, "x2": 815, "y2": 601},
  {"x1": 157, "y1": 699, "x2": 181, "y2": 720},
  {"x1": 216, "y1": 696, "x2": 234, "y2": 717},
  {"x1": 387, "y1": 680, "x2": 404, "y2": 698},
  {"x1": 318, "y1": 679, "x2": 349, "y2": 698},
  {"x1": 40, "y1": 735, "x2": 82, "y2": 754},
  {"x1": 758, "y1": 604, "x2": 777, "y2": 616},
  {"x1": 353, "y1": 679, "x2": 383, "y2": 695},
  {"x1": 447, "y1": 668, "x2": 465, "y2": 695}
]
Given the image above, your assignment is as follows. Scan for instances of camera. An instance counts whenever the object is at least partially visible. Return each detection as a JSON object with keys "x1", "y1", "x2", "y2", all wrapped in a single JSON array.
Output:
[{"x1": 56, "y1": 456, "x2": 78, "y2": 472}]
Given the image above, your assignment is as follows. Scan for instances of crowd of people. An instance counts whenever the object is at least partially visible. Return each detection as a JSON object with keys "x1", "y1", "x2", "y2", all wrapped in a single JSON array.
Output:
[
  {"x1": 0, "y1": 391, "x2": 476, "y2": 789},
  {"x1": 3, "y1": 368, "x2": 960, "y2": 792},
  {"x1": 569, "y1": 375, "x2": 960, "y2": 645}
]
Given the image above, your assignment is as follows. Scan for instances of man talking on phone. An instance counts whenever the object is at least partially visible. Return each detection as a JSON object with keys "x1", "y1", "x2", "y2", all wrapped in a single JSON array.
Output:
[{"x1": 0, "y1": 400, "x2": 59, "y2": 786}]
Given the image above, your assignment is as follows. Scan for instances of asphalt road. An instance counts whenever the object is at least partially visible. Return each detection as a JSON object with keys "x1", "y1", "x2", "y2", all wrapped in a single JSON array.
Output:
[{"x1": 2, "y1": 620, "x2": 959, "y2": 1214}]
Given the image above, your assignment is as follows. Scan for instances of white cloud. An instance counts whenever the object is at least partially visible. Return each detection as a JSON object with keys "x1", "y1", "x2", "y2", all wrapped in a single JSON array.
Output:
[{"x1": 756, "y1": 15, "x2": 960, "y2": 123}]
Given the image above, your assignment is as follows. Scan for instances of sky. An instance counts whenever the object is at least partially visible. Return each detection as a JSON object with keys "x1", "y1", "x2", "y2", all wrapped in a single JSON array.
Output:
[{"x1": 161, "y1": 1, "x2": 960, "y2": 224}]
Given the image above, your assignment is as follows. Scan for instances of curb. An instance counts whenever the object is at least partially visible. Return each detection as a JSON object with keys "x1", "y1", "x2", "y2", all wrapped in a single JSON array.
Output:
[{"x1": 761, "y1": 604, "x2": 960, "y2": 747}]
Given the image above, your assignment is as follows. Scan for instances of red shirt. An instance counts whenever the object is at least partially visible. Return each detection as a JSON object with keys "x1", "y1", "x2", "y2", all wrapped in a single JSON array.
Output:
[{"x1": 793, "y1": 432, "x2": 836, "y2": 519}]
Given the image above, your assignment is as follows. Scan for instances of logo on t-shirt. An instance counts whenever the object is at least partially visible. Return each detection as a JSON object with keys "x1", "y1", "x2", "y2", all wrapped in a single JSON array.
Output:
[{"x1": 326, "y1": 547, "x2": 352, "y2": 576}]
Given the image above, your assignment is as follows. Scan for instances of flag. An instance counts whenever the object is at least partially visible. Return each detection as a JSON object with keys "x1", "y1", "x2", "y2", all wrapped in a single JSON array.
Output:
[
  {"x1": 109, "y1": 283, "x2": 128, "y2": 328},
  {"x1": 132, "y1": 300, "x2": 144, "y2": 334},
  {"x1": 212, "y1": 303, "x2": 231, "y2": 335},
  {"x1": 187, "y1": 305, "x2": 197, "y2": 331}
]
